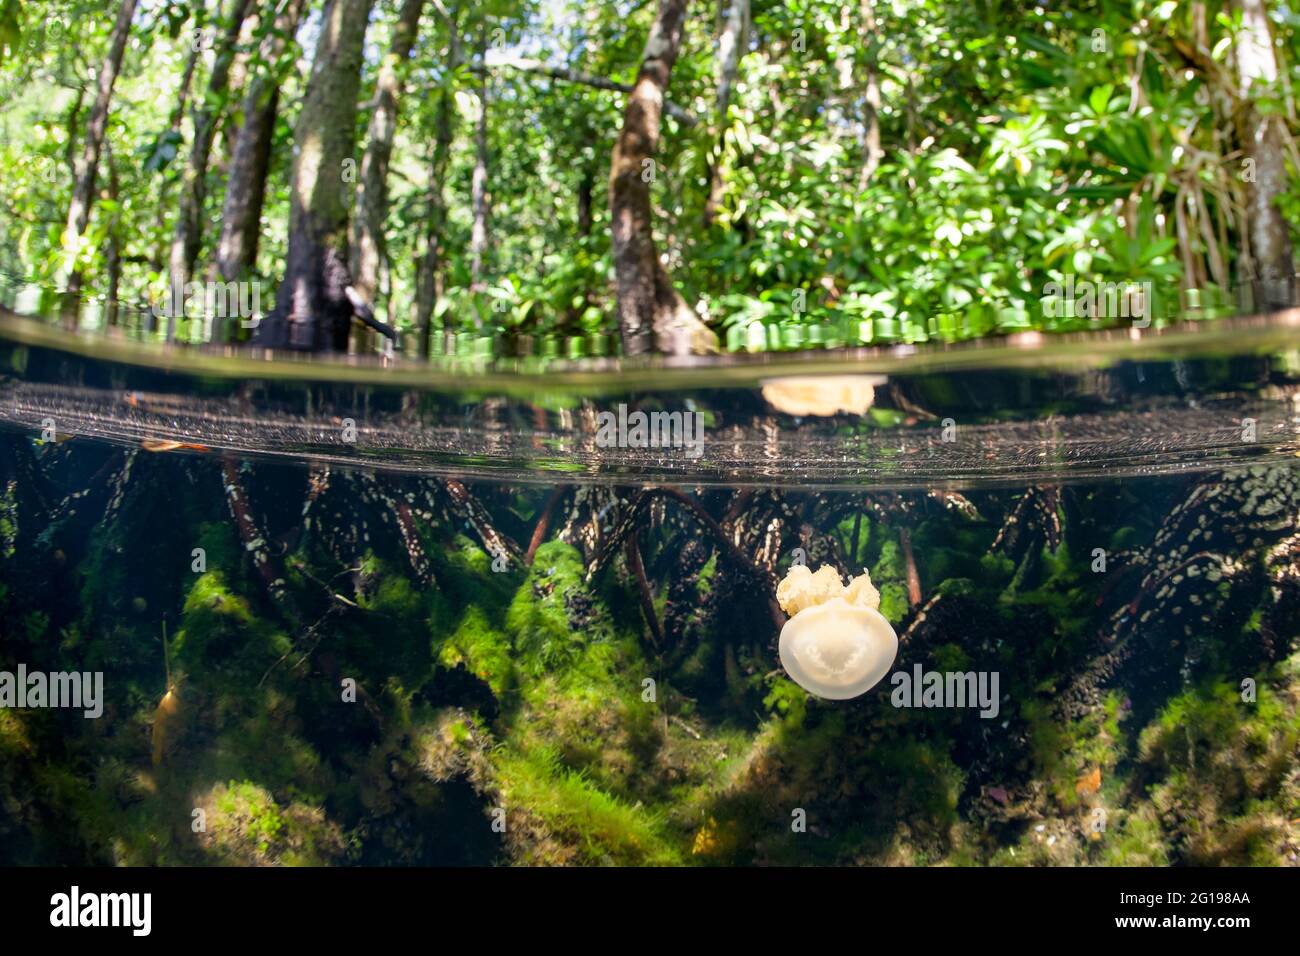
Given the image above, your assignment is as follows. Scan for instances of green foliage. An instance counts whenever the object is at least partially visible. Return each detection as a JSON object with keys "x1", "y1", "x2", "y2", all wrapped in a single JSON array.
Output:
[
  {"x1": 0, "y1": 0, "x2": 1282, "y2": 350},
  {"x1": 1132, "y1": 664, "x2": 1300, "y2": 865},
  {"x1": 763, "y1": 675, "x2": 808, "y2": 729}
]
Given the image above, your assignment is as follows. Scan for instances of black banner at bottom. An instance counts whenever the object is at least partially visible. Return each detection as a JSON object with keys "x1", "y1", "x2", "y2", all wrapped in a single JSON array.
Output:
[{"x1": 0, "y1": 865, "x2": 1286, "y2": 943}]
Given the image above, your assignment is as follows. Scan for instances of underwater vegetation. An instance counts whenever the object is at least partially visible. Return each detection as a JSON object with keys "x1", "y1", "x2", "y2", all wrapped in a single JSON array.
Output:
[{"x1": 0, "y1": 431, "x2": 1298, "y2": 867}]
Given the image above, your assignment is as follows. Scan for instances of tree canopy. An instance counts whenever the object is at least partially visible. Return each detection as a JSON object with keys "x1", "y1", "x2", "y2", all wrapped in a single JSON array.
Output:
[{"x1": 0, "y1": 0, "x2": 1298, "y2": 356}]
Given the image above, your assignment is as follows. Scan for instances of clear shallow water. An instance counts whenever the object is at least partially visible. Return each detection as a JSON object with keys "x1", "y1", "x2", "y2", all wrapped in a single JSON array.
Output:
[
  {"x1": 1, "y1": 313, "x2": 1299, "y2": 867},
  {"x1": 2, "y1": 308, "x2": 1299, "y2": 489}
]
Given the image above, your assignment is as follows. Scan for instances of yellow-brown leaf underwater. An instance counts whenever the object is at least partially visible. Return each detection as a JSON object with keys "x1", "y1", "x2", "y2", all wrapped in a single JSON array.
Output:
[
  {"x1": 151, "y1": 686, "x2": 183, "y2": 767},
  {"x1": 1076, "y1": 767, "x2": 1102, "y2": 798}
]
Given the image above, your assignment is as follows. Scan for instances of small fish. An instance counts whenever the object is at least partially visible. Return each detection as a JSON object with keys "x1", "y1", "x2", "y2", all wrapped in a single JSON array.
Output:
[
  {"x1": 987, "y1": 786, "x2": 1010, "y2": 807},
  {"x1": 1076, "y1": 767, "x2": 1102, "y2": 798},
  {"x1": 140, "y1": 439, "x2": 212, "y2": 453}
]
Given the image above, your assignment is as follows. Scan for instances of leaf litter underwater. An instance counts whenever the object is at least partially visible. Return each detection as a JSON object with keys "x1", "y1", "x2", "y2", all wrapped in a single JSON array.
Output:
[{"x1": 1, "y1": 321, "x2": 1300, "y2": 865}]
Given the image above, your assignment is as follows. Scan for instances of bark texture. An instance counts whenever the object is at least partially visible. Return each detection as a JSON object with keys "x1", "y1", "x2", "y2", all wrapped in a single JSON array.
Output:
[
  {"x1": 215, "y1": 0, "x2": 310, "y2": 285},
  {"x1": 858, "y1": 0, "x2": 883, "y2": 189},
  {"x1": 1236, "y1": 0, "x2": 1296, "y2": 299},
  {"x1": 609, "y1": 0, "x2": 718, "y2": 356},
  {"x1": 256, "y1": 0, "x2": 377, "y2": 351}
]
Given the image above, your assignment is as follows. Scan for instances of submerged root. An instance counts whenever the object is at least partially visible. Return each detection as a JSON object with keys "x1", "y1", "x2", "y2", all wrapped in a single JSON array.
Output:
[
  {"x1": 222, "y1": 458, "x2": 294, "y2": 612},
  {"x1": 442, "y1": 478, "x2": 521, "y2": 563}
]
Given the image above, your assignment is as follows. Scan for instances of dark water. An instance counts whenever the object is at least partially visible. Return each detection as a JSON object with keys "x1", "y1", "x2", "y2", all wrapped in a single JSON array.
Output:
[{"x1": 1, "y1": 315, "x2": 1299, "y2": 866}]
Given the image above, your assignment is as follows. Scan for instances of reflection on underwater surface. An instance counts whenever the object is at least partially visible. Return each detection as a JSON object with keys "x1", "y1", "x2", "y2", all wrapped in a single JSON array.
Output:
[
  {"x1": 0, "y1": 322, "x2": 1299, "y2": 866},
  {"x1": 2, "y1": 310, "x2": 1300, "y2": 489}
]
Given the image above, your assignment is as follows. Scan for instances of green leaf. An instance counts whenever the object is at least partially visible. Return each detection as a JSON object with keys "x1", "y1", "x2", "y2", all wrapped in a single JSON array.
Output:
[{"x1": 1089, "y1": 84, "x2": 1115, "y2": 115}]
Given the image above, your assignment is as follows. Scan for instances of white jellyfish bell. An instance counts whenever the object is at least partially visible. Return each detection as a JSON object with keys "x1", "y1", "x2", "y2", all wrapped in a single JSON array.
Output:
[{"x1": 775, "y1": 565, "x2": 898, "y2": 700}]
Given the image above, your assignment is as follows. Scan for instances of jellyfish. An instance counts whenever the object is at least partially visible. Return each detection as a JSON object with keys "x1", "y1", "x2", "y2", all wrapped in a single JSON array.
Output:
[{"x1": 775, "y1": 564, "x2": 898, "y2": 700}]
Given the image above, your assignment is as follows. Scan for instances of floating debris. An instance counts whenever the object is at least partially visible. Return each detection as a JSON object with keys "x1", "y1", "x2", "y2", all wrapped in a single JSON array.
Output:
[{"x1": 140, "y1": 439, "x2": 212, "y2": 453}]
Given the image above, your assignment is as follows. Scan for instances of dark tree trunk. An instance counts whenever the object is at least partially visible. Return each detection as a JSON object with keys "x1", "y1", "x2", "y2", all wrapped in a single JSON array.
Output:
[
  {"x1": 609, "y1": 0, "x2": 717, "y2": 356},
  {"x1": 61, "y1": 0, "x2": 137, "y2": 309},
  {"x1": 218, "y1": 11, "x2": 259, "y2": 163},
  {"x1": 148, "y1": 28, "x2": 204, "y2": 275},
  {"x1": 564, "y1": 163, "x2": 597, "y2": 330},
  {"x1": 105, "y1": 143, "x2": 122, "y2": 327},
  {"x1": 214, "y1": 0, "x2": 309, "y2": 287},
  {"x1": 170, "y1": 36, "x2": 203, "y2": 131},
  {"x1": 256, "y1": 0, "x2": 378, "y2": 352},
  {"x1": 351, "y1": 0, "x2": 427, "y2": 304},
  {"x1": 63, "y1": 86, "x2": 85, "y2": 180}
]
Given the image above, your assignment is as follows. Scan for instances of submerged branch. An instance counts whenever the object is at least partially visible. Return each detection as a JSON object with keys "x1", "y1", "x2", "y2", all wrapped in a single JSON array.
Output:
[
  {"x1": 442, "y1": 478, "x2": 521, "y2": 561},
  {"x1": 625, "y1": 532, "x2": 663, "y2": 648},
  {"x1": 585, "y1": 486, "x2": 784, "y2": 634},
  {"x1": 221, "y1": 458, "x2": 295, "y2": 615},
  {"x1": 649, "y1": 487, "x2": 785, "y2": 634},
  {"x1": 899, "y1": 526, "x2": 922, "y2": 607},
  {"x1": 526, "y1": 486, "x2": 565, "y2": 565}
]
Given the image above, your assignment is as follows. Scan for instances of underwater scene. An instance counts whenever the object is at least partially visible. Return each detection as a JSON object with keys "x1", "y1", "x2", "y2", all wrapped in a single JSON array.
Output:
[{"x1": 2, "y1": 319, "x2": 1299, "y2": 869}]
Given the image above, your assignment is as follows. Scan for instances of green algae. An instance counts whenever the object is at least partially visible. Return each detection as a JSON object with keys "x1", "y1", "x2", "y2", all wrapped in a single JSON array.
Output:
[
  {"x1": 174, "y1": 570, "x2": 293, "y2": 687},
  {"x1": 493, "y1": 748, "x2": 681, "y2": 866},
  {"x1": 198, "y1": 780, "x2": 346, "y2": 866},
  {"x1": 439, "y1": 605, "x2": 515, "y2": 698}
]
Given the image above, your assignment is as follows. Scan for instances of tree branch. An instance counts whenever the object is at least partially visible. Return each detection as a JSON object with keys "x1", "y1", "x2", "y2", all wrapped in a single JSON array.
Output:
[{"x1": 470, "y1": 57, "x2": 698, "y2": 127}]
